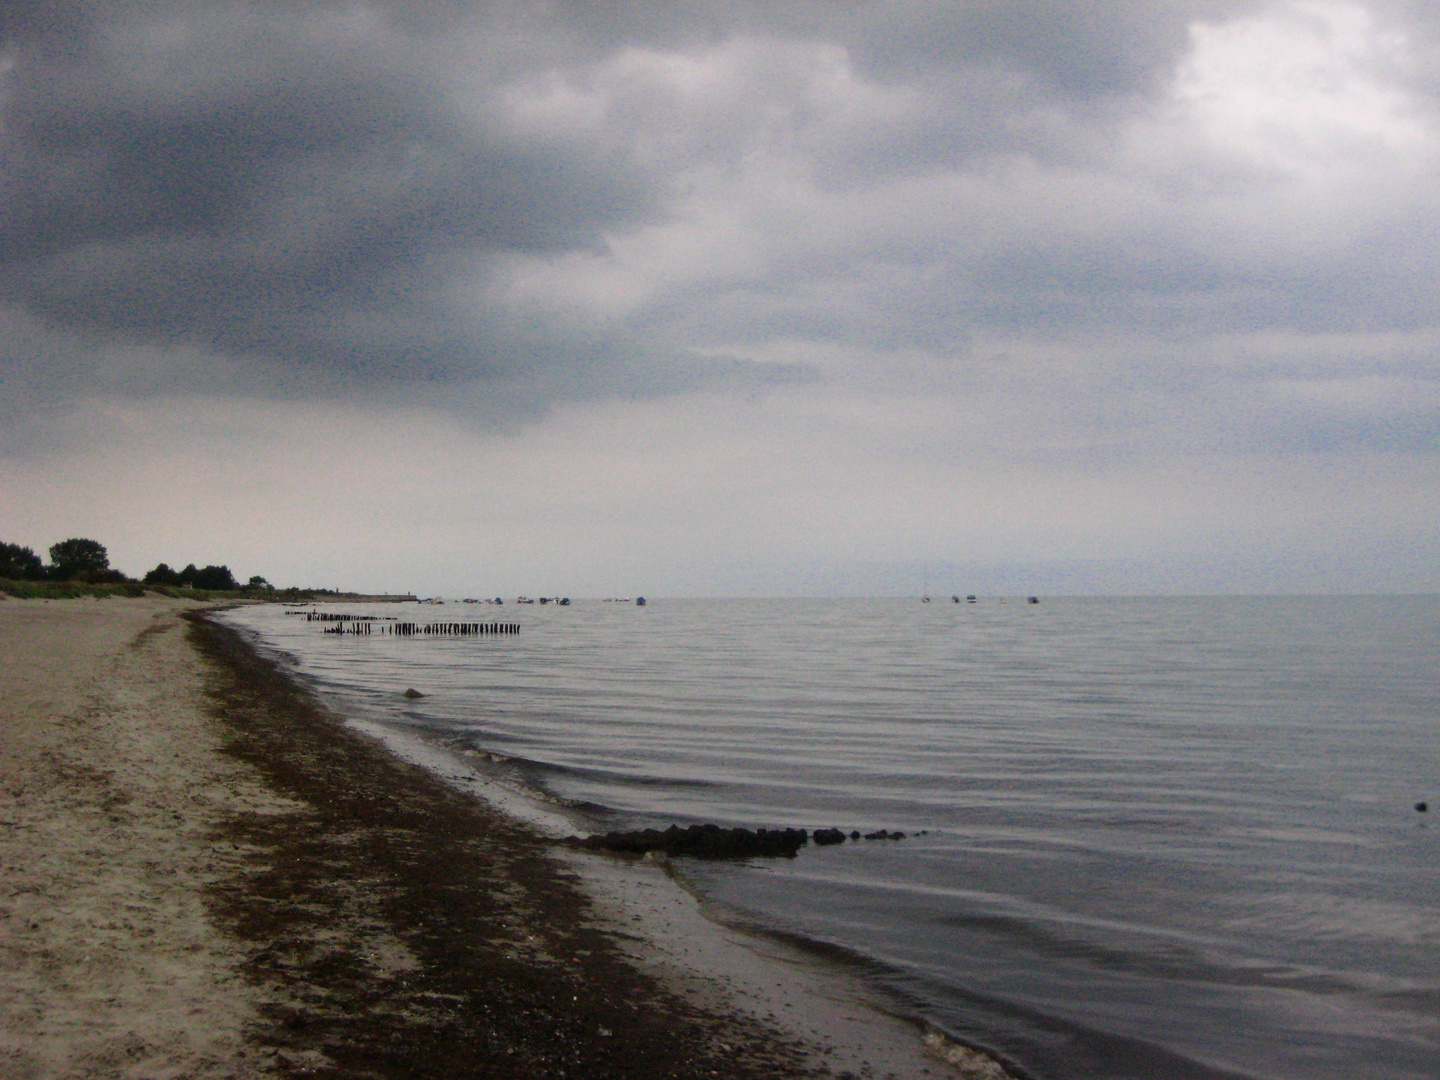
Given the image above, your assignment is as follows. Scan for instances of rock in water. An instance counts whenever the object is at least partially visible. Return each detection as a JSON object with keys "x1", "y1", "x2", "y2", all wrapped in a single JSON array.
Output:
[
  {"x1": 567, "y1": 823, "x2": 809, "y2": 859},
  {"x1": 403, "y1": 688, "x2": 425, "y2": 699}
]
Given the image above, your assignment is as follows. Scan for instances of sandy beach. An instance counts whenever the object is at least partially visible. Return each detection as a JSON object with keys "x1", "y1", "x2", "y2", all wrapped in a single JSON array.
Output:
[
  {"x1": 0, "y1": 595, "x2": 286, "y2": 1078},
  {"x1": 0, "y1": 595, "x2": 1006, "y2": 1080}
]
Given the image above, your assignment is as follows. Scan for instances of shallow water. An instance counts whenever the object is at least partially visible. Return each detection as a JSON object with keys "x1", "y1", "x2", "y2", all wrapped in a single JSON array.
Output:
[{"x1": 217, "y1": 596, "x2": 1440, "y2": 1080}]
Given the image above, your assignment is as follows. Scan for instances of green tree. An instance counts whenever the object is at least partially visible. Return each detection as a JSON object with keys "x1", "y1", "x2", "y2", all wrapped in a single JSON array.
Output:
[
  {"x1": 48, "y1": 538, "x2": 110, "y2": 581},
  {"x1": 144, "y1": 563, "x2": 183, "y2": 585},
  {"x1": 0, "y1": 542, "x2": 45, "y2": 580},
  {"x1": 188, "y1": 564, "x2": 237, "y2": 590}
]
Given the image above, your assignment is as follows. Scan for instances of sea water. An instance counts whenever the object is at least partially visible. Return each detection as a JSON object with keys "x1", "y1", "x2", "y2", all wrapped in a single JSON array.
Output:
[{"x1": 215, "y1": 596, "x2": 1440, "y2": 1080}]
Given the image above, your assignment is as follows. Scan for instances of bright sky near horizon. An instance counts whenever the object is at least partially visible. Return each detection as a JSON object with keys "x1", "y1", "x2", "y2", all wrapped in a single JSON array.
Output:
[{"x1": 2, "y1": 0, "x2": 1438, "y2": 596}]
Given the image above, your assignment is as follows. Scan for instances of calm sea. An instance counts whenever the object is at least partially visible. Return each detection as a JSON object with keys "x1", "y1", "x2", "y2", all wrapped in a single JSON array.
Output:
[{"x1": 215, "y1": 596, "x2": 1440, "y2": 1080}]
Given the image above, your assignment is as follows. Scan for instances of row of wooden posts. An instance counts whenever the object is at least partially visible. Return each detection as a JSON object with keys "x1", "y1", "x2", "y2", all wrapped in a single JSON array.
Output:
[
  {"x1": 293, "y1": 610, "x2": 521, "y2": 636},
  {"x1": 319, "y1": 620, "x2": 520, "y2": 635}
]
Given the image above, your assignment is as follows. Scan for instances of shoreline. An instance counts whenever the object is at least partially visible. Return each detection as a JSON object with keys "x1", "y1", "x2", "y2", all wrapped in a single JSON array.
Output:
[
  {"x1": 200, "y1": 605, "x2": 1007, "y2": 1078},
  {"x1": 1, "y1": 595, "x2": 1005, "y2": 1079}
]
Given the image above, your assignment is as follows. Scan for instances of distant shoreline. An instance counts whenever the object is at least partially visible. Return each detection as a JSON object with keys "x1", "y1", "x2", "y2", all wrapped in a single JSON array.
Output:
[{"x1": 0, "y1": 576, "x2": 419, "y2": 603}]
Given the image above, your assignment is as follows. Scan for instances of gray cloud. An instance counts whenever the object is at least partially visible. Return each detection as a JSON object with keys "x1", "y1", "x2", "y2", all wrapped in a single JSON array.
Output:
[
  {"x1": 1, "y1": 0, "x2": 1438, "y2": 465},
  {"x1": 1, "y1": 1, "x2": 668, "y2": 405}
]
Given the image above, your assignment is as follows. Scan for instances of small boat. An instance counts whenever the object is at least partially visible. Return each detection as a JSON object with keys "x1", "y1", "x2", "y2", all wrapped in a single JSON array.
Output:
[{"x1": 636, "y1": 596, "x2": 647, "y2": 606}]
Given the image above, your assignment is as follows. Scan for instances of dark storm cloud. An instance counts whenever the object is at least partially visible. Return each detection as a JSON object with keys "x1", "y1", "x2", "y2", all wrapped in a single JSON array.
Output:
[
  {"x1": 0, "y1": 0, "x2": 665, "y2": 399},
  {"x1": 835, "y1": 0, "x2": 1258, "y2": 95},
  {"x1": 2, "y1": 0, "x2": 1439, "y2": 452},
  {"x1": 540, "y1": 0, "x2": 1260, "y2": 95}
]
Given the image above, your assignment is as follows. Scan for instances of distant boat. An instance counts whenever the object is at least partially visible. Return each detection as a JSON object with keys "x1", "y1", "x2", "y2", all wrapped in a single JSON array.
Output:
[{"x1": 636, "y1": 596, "x2": 647, "y2": 606}]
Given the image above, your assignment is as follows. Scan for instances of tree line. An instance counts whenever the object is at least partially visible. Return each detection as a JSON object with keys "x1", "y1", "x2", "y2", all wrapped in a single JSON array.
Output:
[{"x1": 0, "y1": 537, "x2": 269, "y2": 591}]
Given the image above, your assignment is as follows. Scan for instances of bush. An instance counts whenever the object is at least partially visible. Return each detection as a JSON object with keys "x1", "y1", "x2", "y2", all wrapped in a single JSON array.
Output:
[{"x1": 0, "y1": 578, "x2": 145, "y2": 600}]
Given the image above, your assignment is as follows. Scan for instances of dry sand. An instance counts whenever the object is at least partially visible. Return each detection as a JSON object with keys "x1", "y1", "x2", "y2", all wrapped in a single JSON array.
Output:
[
  {"x1": 0, "y1": 595, "x2": 288, "y2": 1078},
  {"x1": 0, "y1": 595, "x2": 1015, "y2": 1080}
]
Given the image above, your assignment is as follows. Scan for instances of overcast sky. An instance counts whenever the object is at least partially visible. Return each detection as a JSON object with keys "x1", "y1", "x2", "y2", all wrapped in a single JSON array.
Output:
[{"x1": 2, "y1": 0, "x2": 1437, "y2": 596}]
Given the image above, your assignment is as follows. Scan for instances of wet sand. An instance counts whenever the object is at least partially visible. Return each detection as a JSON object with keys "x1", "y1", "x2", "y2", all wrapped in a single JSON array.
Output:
[{"x1": 0, "y1": 595, "x2": 1011, "y2": 1079}]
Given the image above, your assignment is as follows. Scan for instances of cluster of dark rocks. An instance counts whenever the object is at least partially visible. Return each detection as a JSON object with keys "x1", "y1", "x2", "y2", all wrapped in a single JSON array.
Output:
[{"x1": 564, "y1": 823, "x2": 915, "y2": 859}]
